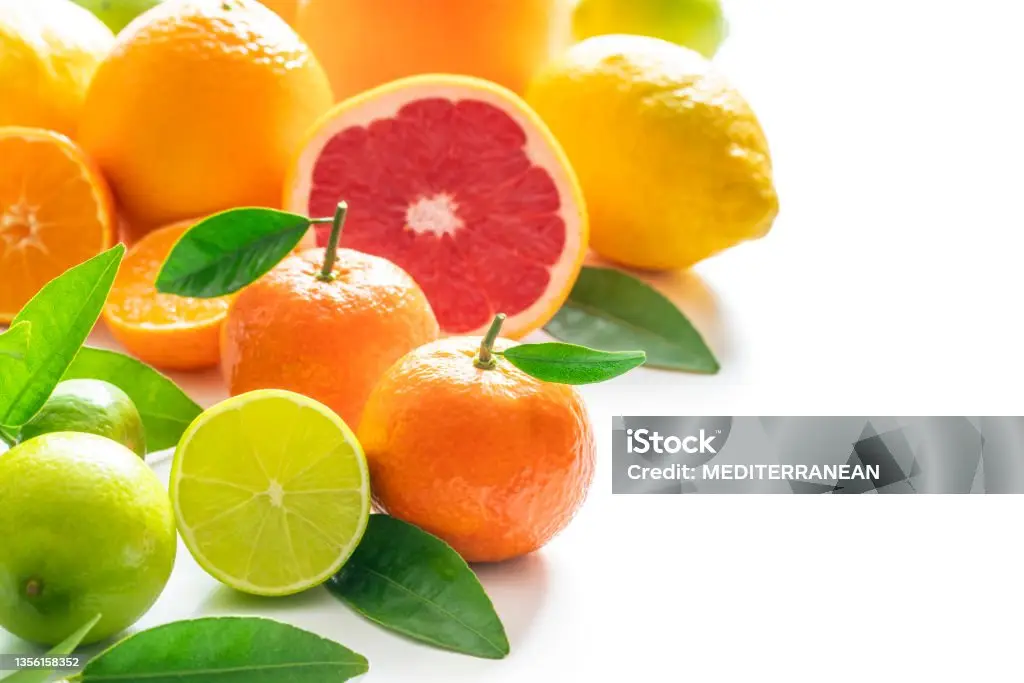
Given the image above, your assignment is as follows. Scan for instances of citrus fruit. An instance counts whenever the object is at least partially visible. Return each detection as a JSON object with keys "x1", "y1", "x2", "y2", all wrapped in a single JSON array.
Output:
[
  {"x1": 221, "y1": 213, "x2": 439, "y2": 428},
  {"x1": 358, "y1": 316, "x2": 596, "y2": 563},
  {"x1": 171, "y1": 389, "x2": 371, "y2": 596},
  {"x1": 257, "y1": 0, "x2": 298, "y2": 26},
  {"x1": 71, "y1": 0, "x2": 165, "y2": 33},
  {"x1": 572, "y1": 0, "x2": 728, "y2": 58},
  {"x1": 296, "y1": 0, "x2": 567, "y2": 101},
  {"x1": 0, "y1": 0, "x2": 114, "y2": 136},
  {"x1": 18, "y1": 379, "x2": 146, "y2": 457},
  {"x1": 102, "y1": 220, "x2": 231, "y2": 371},
  {"x1": 284, "y1": 74, "x2": 587, "y2": 339},
  {"x1": 0, "y1": 432, "x2": 176, "y2": 646},
  {"x1": 78, "y1": 0, "x2": 333, "y2": 233},
  {"x1": 0, "y1": 127, "x2": 116, "y2": 323},
  {"x1": 525, "y1": 35, "x2": 778, "y2": 271}
]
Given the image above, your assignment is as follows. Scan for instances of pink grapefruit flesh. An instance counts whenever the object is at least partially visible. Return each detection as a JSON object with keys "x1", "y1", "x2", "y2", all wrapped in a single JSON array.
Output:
[{"x1": 285, "y1": 75, "x2": 587, "y2": 338}]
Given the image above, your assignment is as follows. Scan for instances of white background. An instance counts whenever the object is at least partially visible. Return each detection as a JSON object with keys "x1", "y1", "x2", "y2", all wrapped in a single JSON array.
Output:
[{"x1": 5, "y1": 0, "x2": 1024, "y2": 680}]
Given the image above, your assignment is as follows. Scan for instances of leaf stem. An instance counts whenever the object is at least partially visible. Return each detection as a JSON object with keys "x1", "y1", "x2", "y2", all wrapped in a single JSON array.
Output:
[
  {"x1": 473, "y1": 313, "x2": 506, "y2": 370},
  {"x1": 0, "y1": 426, "x2": 17, "y2": 447},
  {"x1": 318, "y1": 201, "x2": 348, "y2": 282}
]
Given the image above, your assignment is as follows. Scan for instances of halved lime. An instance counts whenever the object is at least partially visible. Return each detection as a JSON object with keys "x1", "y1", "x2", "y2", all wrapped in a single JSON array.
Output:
[{"x1": 170, "y1": 389, "x2": 370, "y2": 596}]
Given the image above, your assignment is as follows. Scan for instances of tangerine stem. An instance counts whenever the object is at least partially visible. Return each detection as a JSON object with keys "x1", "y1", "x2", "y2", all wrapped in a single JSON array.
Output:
[
  {"x1": 474, "y1": 313, "x2": 507, "y2": 370},
  {"x1": 318, "y1": 201, "x2": 348, "y2": 282}
]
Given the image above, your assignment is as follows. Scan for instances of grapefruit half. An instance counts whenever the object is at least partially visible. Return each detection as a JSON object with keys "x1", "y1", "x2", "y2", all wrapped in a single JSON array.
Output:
[{"x1": 284, "y1": 74, "x2": 587, "y2": 338}]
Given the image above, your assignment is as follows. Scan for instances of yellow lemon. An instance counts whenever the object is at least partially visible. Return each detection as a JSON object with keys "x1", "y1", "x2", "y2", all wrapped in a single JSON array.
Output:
[
  {"x1": 526, "y1": 35, "x2": 778, "y2": 271},
  {"x1": 0, "y1": 0, "x2": 115, "y2": 136}
]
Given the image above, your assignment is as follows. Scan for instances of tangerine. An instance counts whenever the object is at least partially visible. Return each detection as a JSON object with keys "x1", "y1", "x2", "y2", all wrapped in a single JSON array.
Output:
[
  {"x1": 221, "y1": 207, "x2": 440, "y2": 428},
  {"x1": 358, "y1": 315, "x2": 596, "y2": 563},
  {"x1": 102, "y1": 220, "x2": 231, "y2": 370}
]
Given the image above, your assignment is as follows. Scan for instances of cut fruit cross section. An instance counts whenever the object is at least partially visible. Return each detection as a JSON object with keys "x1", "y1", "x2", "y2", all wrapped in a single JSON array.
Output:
[
  {"x1": 285, "y1": 74, "x2": 588, "y2": 339},
  {"x1": 170, "y1": 389, "x2": 371, "y2": 596}
]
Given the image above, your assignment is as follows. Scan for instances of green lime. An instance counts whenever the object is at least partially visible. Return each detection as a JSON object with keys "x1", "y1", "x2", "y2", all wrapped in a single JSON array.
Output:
[
  {"x1": 18, "y1": 379, "x2": 146, "y2": 458},
  {"x1": 571, "y1": 0, "x2": 728, "y2": 58},
  {"x1": 171, "y1": 390, "x2": 370, "y2": 596},
  {"x1": 70, "y1": 0, "x2": 165, "y2": 33},
  {"x1": 0, "y1": 432, "x2": 176, "y2": 646}
]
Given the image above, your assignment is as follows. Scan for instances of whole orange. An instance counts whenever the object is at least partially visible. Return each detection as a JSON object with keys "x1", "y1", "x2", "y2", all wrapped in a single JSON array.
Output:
[
  {"x1": 296, "y1": 0, "x2": 570, "y2": 101},
  {"x1": 77, "y1": 0, "x2": 333, "y2": 233},
  {"x1": 358, "y1": 324, "x2": 596, "y2": 563},
  {"x1": 221, "y1": 247, "x2": 440, "y2": 429}
]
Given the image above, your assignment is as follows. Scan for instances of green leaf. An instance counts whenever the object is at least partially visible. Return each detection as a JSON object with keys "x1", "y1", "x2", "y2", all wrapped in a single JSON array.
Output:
[
  {"x1": 502, "y1": 342, "x2": 645, "y2": 384},
  {"x1": 71, "y1": 617, "x2": 368, "y2": 682},
  {"x1": 156, "y1": 208, "x2": 311, "y2": 298},
  {"x1": 326, "y1": 515, "x2": 509, "y2": 659},
  {"x1": 63, "y1": 347, "x2": 202, "y2": 452},
  {"x1": 0, "y1": 245, "x2": 125, "y2": 428},
  {"x1": 0, "y1": 322, "x2": 31, "y2": 362},
  {"x1": 1, "y1": 613, "x2": 101, "y2": 682},
  {"x1": 544, "y1": 266, "x2": 720, "y2": 374}
]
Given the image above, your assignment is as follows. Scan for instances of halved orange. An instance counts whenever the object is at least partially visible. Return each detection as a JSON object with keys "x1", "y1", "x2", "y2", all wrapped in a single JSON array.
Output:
[
  {"x1": 102, "y1": 221, "x2": 230, "y2": 371},
  {"x1": 284, "y1": 74, "x2": 588, "y2": 339},
  {"x1": 0, "y1": 127, "x2": 115, "y2": 323}
]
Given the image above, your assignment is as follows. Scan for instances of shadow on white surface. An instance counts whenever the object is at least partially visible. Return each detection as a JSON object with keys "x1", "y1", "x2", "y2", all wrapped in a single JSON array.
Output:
[{"x1": 472, "y1": 553, "x2": 550, "y2": 646}]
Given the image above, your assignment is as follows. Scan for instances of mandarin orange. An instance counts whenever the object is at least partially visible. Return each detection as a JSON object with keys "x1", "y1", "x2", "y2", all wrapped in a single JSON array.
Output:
[
  {"x1": 221, "y1": 242, "x2": 439, "y2": 429},
  {"x1": 78, "y1": 0, "x2": 333, "y2": 233},
  {"x1": 0, "y1": 127, "x2": 115, "y2": 323},
  {"x1": 358, "y1": 318, "x2": 596, "y2": 563},
  {"x1": 102, "y1": 220, "x2": 231, "y2": 370}
]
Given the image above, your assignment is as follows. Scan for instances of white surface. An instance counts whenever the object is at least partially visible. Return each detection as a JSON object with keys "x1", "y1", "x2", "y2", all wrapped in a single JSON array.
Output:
[{"x1": 5, "y1": 0, "x2": 1024, "y2": 680}]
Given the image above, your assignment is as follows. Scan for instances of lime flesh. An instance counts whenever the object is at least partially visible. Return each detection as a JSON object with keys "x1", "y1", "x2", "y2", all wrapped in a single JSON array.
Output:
[
  {"x1": 0, "y1": 433, "x2": 176, "y2": 646},
  {"x1": 18, "y1": 379, "x2": 146, "y2": 457},
  {"x1": 170, "y1": 390, "x2": 370, "y2": 596}
]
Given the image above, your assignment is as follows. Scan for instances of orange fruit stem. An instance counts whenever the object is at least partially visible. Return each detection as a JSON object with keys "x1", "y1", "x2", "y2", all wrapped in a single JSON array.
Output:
[
  {"x1": 474, "y1": 313, "x2": 508, "y2": 370},
  {"x1": 316, "y1": 201, "x2": 348, "y2": 282}
]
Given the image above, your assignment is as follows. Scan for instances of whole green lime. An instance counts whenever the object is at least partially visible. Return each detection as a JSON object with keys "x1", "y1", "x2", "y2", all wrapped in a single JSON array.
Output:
[
  {"x1": 18, "y1": 379, "x2": 146, "y2": 458},
  {"x1": 0, "y1": 433, "x2": 176, "y2": 646},
  {"x1": 71, "y1": 0, "x2": 165, "y2": 33},
  {"x1": 572, "y1": 0, "x2": 728, "y2": 58}
]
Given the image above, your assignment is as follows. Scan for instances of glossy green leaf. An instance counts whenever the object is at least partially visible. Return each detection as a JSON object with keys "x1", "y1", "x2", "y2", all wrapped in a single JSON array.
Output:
[
  {"x1": 502, "y1": 342, "x2": 645, "y2": 384},
  {"x1": 544, "y1": 266, "x2": 720, "y2": 374},
  {"x1": 0, "y1": 245, "x2": 125, "y2": 428},
  {"x1": 71, "y1": 617, "x2": 368, "y2": 682},
  {"x1": 63, "y1": 347, "x2": 202, "y2": 452},
  {"x1": 0, "y1": 322, "x2": 31, "y2": 362},
  {"x1": 156, "y1": 208, "x2": 311, "y2": 298},
  {"x1": 327, "y1": 515, "x2": 509, "y2": 659},
  {"x1": 1, "y1": 613, "x2": 100, "y2": 682}
]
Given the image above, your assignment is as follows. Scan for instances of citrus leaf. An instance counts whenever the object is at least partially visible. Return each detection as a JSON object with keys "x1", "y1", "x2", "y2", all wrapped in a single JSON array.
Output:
[
  {"x1": 71, "y1": 617, "x2": 368, "y2": 682},
  {"x1": 326, "y1": 515, "x2": 510, "y2": 660},
  {"x1": 63, "y1": 347, "x2": 202, "y2": 452},
  {"x1": 0, "y1": 245, "x2": 125, "y2": 428},
  {"x1": 156, "y1": 208, "x2": 310, "y2": 298},
  {"x1": 1, "y1": 613, "x2": 101, "y2": 682},
  {"x1": 502, "y1": 342, "x2": 645, "y2": 384},
  {"x1": 544, "y1": 266, "x2": 720, "y2": 374},
  {"x1": 0, "y1": 322, "x2": 31, "y2": 362}
]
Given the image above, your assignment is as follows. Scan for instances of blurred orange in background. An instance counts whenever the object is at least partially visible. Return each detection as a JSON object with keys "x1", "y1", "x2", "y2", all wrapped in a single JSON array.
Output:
[{"x1": 296, "y1": 0, "x2": 572, "y2": 101}]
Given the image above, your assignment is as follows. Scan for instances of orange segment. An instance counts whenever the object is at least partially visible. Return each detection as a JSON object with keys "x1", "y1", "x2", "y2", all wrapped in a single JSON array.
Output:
[
  {"x1": 0, "y1": 127, "x2": 115, "y2": 323},
  {"x1": 102, "y1": 221, "x2": 230, "y2": 370}
]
